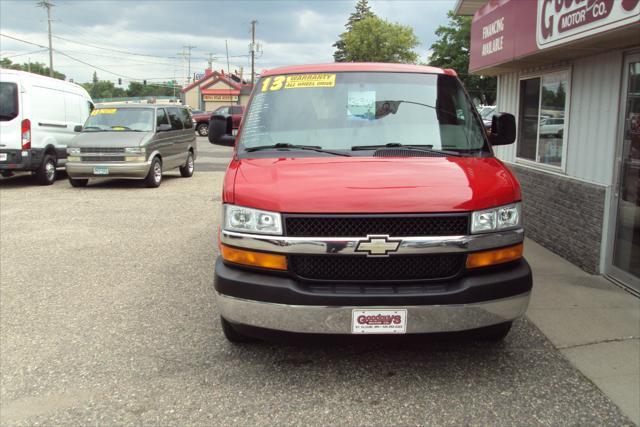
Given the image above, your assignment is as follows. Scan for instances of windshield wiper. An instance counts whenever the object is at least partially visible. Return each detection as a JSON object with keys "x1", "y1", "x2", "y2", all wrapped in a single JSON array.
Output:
[
  {"x1": 351, "y1": 143, "x2": 467, "y2": 157},
  {"x1": 82, "y1": 126, "x2": 106, "y2": 132},
  {"x1": 245, "y1": 143, "x2": 352, "y2": 157}
]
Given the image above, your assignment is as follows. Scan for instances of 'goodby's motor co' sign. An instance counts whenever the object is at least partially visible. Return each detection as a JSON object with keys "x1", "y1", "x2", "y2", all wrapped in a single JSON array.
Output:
[{"x1": 469, "y1": 0, "x2": 640, "y2": 72}]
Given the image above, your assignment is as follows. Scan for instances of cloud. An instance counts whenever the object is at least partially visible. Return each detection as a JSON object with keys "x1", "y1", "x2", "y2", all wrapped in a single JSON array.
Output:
[{"x1": 0, "y1": 0, "x2": 455, "y2": 83}]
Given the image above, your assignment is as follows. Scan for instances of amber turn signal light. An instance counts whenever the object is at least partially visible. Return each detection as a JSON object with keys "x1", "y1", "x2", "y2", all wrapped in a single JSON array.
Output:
[
  {"x1": 220, "y1": 244, "x2": 288, "y2": 270},
  {"x1": 466, "y1": 243, "x2": 523, "y2": 269}
]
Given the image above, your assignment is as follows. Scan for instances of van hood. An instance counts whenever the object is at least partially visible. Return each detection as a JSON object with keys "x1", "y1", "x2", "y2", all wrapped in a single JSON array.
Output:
[
  {"x1": 69, "y1": 131, "x2": 149, "y2": 147},
  {"x1": 230, "y1": 156, "x2": 519, "y2": 213}
]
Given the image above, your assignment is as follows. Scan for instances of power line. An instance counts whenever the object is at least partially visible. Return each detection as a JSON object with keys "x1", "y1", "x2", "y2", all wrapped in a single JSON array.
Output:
[
  {"x1": 2, "y1": 48, "x2": 48, "y2": 58},
  {"x1": 52, "y1": 34, "x2": 176, "y2": 60}
]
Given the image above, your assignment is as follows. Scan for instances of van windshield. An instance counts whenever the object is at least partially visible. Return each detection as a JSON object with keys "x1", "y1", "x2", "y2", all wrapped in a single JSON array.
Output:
[
  {"x1": 83, "y1": 107, "x2": 154, "y2": 132},
  {"x1": 0, "y1": 82, "x2": 19, "y2": 122},
  {"x1": 239, "y1": 72, "x2": 488, "y2": 156}
]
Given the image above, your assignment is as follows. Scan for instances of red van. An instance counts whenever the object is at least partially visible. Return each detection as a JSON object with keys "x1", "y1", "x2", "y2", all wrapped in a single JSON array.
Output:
[{"x1": 210, "y1": 63, "x2": 531, "y2": 343}]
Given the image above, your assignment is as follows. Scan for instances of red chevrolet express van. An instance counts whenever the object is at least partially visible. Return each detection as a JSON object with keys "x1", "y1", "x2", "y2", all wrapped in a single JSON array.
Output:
[{"x1": 210, "y1": 63, "x2": 531, "y2": 343}]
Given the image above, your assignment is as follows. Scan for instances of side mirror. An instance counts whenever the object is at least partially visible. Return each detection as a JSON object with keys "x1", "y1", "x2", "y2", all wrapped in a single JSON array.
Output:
[
  {"x1": 489, "y1": 113, "x2": 516, "y2": 145},
  {"x1": 208, "y1": 115, "x2": 235, "y2": 145},
  {"x1": 74, "y1": 125, "x2": 83, "y2": 132},
  {"x1": 157, "y1": 123, "x2": 172, "y2": 132}
]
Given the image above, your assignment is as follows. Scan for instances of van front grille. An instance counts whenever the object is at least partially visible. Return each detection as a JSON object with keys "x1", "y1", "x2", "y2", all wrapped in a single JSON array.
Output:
[
  {"x1": 289, "y1": 254, "x2": 464, "y2": 282},
  {"x1": 284, "y1": 215, "x2": 469, "y2": 237},
  {"x1": 81, "y1": 156, "x2": 126, "y2": 162},
  {"x1": 80, "y1": 147, "x2": 126, "y2": 154}
]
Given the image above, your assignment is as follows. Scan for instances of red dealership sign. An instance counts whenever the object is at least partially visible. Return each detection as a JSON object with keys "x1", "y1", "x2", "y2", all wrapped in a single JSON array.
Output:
[{"x1": 470, "y1": 0, "x2": 640, "y2": 72}]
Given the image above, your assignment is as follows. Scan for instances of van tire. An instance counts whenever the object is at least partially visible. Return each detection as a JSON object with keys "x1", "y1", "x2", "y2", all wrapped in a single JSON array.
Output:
[
  {"x1": 179, "y1": 151, "x2": 194, "y2": 177},
  {"x1": 144, "y1": 157, "x2": 162, "y2": 188},
  {"x1": 196, "y1": 123, "x2": 208, "y2": 136},
  {"x1": 68, "y1": 177, "x2": 88, "y2": 187},
  {"x1": 220, "y1": 317, "x2": 256, "y2": 343},
  {"x1": 35, "y1": 154, "x2": 56, "y2": 185},
  {"x1": 477, "y1": 321, "x2": 512, "y2": 341}
]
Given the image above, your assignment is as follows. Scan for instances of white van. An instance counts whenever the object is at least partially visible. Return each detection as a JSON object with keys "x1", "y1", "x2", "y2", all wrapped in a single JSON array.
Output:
[{"x1": 0, "y1": 69, "x2": 94, "y2": 185}]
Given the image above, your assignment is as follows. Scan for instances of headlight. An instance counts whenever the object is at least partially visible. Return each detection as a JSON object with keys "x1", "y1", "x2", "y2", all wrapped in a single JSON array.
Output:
[
  {"x1": 125, "y1": 147, "x2": 145, "y2": 155},
  {"x1": 223, "y1": 204, "x2": 282, "y2": 235},
  {"x1": 67, "y1": 147, "x2": 80, "y2": 155},
  {"x1": 471, "y1": 203, "x2": 521, "y2": 234}
]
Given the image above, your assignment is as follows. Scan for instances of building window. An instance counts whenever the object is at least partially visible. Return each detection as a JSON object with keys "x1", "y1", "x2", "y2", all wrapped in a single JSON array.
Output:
[{"x1": 517, "y1": 70, "x2": 569, "y2": 168}]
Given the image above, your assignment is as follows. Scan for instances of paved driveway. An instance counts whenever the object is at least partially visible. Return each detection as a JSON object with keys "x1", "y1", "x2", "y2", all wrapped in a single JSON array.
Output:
[{"x1": 0, "y1": 138, "x2": 632, "y2": 425}]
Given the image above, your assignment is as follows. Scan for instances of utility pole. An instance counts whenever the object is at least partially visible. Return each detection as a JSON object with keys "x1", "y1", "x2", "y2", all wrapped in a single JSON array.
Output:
[
  {"x1": 206, "y1": 52, "x2": 215, "y2": 70},
  {"x1": 250, "y1": 20, "x2": 257, "y2": 85},
  {"x1": 37, "y1": 0, "x2": 54, "y2": 77},
  {"x1": 183, "y1": 44, "x2": 196, "y2": 83},
  {"x1": 225, "y1": 40, "x2": 230, "y2": 76}
]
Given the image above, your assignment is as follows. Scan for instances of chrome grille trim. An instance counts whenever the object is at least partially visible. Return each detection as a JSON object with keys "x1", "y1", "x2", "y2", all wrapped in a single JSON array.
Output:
[{"x1": 220, "y1": 228, "x2": 524, "y2": 255}]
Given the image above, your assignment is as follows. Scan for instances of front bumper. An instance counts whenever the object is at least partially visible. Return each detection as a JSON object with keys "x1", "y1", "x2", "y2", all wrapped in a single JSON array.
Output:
[
  {"x1": 65, "y1": 161, "x2": 150, "y2": 179},
  {"x1": 214, "y1": 257, "x2": 532, "y2": 334},
  {"x1": 217, "y1": 292, "x2": 530, "y2": 334}
]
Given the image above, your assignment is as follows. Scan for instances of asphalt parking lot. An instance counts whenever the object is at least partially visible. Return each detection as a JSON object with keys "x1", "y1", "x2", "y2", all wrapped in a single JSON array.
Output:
[{"x1": 0, "y1": 137, "x2": 633, "y2": 426}]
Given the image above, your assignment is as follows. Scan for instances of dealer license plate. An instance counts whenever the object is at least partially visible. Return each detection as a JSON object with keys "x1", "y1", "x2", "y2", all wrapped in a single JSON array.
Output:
[
  {"x1": 351, "y1": 309, "x2": 407, "y2": 334},
  {"x1": 93, "y1": 167, "x2": 109, "y2": 175},
  {"x1": 0, "y1": 153, "x2": 7, "y2": 161}
]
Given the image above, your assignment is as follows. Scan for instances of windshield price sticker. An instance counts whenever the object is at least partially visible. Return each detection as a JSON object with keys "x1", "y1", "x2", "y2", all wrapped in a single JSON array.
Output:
[
  {"x1": 261, "y1": 74, "x2": 336, "y2": 92},
  {"x1": 351, "y1": 309, "x2": 407, "y2": 334},
  {"x1": 91, "y1": 108, "x2": 117, "y2": 116}
]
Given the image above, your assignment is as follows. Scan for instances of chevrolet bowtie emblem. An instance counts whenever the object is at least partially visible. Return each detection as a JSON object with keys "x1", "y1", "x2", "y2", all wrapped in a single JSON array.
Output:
[{"x1": 355, "y1": 235, "x2": 401, "y2": 257}]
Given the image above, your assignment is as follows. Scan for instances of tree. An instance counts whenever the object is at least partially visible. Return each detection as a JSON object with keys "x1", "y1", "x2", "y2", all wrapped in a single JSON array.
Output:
[
  {"x1": 0, "y1": 57, "x2": 66, "y2": 80},
  {"x1": 337, "y1": 16, "x2": 419, "y2": 63},
  {"x1": 428, "y1": 11, "x2": 496, "y2": 105},
  {"x1": 333, "y1": 0, "x2": 376, "y2": 62}
]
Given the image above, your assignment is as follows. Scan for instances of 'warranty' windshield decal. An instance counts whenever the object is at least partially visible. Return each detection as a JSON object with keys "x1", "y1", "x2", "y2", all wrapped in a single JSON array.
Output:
[{"x1": 261, "y1": 74, "x2": 336, "y2": 92}]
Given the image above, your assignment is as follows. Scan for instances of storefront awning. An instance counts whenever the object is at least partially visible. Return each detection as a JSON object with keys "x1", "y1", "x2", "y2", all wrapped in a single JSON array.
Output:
[{"x1": 467, "y1": 0, "x2": 640, "y2": 75}]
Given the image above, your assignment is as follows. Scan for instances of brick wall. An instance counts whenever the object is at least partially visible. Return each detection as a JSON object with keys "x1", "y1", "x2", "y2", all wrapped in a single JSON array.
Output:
[{"x1": 508, "y1": 164, "x2": 606, "y2": 274}]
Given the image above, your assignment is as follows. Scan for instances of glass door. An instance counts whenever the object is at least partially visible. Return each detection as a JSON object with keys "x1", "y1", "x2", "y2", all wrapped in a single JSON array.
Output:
[{"x1": 608, "y1": 53, "x2": 640, "y2": 292}]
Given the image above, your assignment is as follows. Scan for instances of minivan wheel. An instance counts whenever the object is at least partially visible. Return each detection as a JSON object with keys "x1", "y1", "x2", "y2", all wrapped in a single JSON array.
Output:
[
  {"x1": 144, "y1": 157, "x2": 162, "y2": 188},
  {"x1": 68, "y1": 177, "x2": 88, "y2": 187},
  {"x1": 477, "y1": 321, "x2": 513, "y2": 341},
  {"x1": 179, "y1": 152, "x2": 194, "y2": 177},
  {"x1": 196, "y1": 123, "x2": 209, "y2": 136},
  {"x1": 220, "y1": 317, "x2": 256, "y2": 343},
  {"x1": 35, "y1": 154, "x2": 56, "y2": 185}
]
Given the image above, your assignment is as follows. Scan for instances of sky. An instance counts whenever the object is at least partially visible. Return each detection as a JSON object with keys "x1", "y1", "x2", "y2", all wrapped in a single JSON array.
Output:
[{"x1": 0, "y1": 0, "x2": 456, "y2": 85}]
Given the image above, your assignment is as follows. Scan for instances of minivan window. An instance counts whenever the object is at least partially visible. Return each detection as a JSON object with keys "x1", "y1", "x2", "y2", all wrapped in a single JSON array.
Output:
[
  {"x1": 167, "y1": 107, "x2": 184, "y2": 130},
  {"x1": 230, "y1": 106, "x2": 242, "y2": 114},
  {"x1": 83, "y1": 108, "x2": 154, "y2": 132},
  {"x1": 215, "y1": 106, "x2": 229, "y2": 115},
  {"x1": 179, "y1": 108, "x2": 193, "y2": 129},
  {"x1": 157, "y1": 108, "x2": 169, "y2": 127},
  {"x1": 0, "y1": 82, "x2": 19, "y2": 121},
  {"x1": 239, "y1": 72, "x2": 488, "y2": 155}
]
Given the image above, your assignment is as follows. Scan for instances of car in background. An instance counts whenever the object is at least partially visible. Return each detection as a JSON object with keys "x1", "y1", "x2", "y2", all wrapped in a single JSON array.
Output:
[
  {"x1": 478, "y1": 105, "x2": 496, "y2": 132},
  {"x1": 539, "y1": 117, "x2": 564, "y2": 138},
  {"x1": 0, "y1": 69, "x2": 94, "y2": 185},
  {"x1": 192, "y1": 105, "x2": 245, "y2": 137},
  {"x1": 65, "y1": 104, "x2": 196, "y2": 188}
]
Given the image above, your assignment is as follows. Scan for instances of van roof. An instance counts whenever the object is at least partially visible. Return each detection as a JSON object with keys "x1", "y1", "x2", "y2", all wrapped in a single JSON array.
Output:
[
  {"x1": 261, "y1": 62, "x2": 456, "y2": 77},
  {"x1": 95, "y1": 104, "x2": 184, "y2": 109},
  {"x1": 0, "y1": 68, "x2": 91, "y2": 98}
]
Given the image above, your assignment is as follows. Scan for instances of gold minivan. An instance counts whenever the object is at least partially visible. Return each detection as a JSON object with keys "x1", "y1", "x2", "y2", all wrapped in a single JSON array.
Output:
[{"x1": 65, "y1": 104, "x2": 196, "y2": 188}]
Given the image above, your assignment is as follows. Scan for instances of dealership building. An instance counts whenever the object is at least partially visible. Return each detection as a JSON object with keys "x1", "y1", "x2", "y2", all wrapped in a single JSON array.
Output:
[
  {"x1": 181, "y1": 68, "x2": 253, "y2": 112},
  {"x1": 455, "y1": 0, "x2": 640, "y2": 293}
]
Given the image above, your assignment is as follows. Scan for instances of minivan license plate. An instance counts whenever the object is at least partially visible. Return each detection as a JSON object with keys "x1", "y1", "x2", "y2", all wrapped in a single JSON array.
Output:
[
  {"x1": 93, "y1": 167, "x2": 109, "y2": 175},
  {"x1": 351, "y1": 309, "x2": 407, "y2": 334}
]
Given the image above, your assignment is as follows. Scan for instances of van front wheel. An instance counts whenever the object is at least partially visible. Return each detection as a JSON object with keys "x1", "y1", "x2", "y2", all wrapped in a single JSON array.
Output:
[
  {"x1": 68, "y1": 177, "x2": 88, "y2": 187},
  {"x1": 144, "y1": 157, "x2": 162, "y2": 188},
  {"x1": 35, "y1": 154, "x2": 56, "y2": 185}
]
